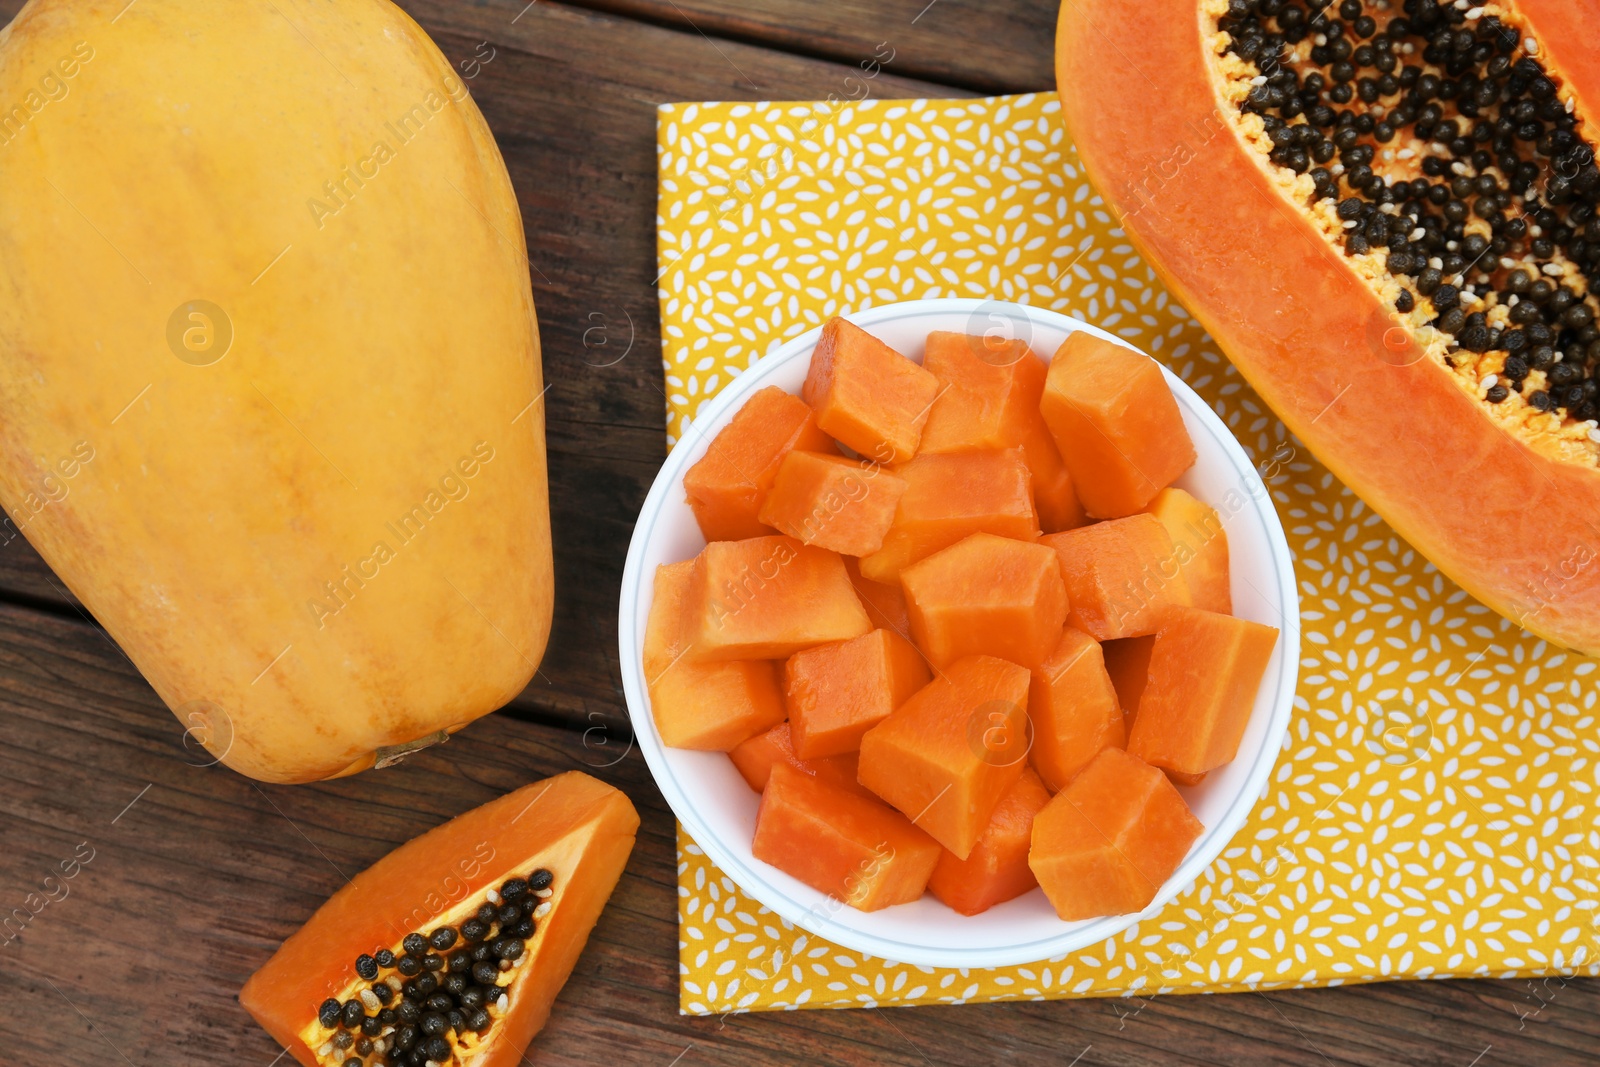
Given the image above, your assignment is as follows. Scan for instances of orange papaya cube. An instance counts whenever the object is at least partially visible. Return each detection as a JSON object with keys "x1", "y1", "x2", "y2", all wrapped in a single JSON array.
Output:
[
  {"x1": 1145, "y1": 487, "x2": 1231, "y2": 615},
  {"x1": 757, "y1": 451, "x2": 908, "y2": 556},
  {"x1": 1101, "y1": 635, "x2": 1156, "y2": 731},
  {"x1": 785, "y1": 629, "x2": 931, "y2": 759},
  {"x1": 1127, "y1": 606, "x2": 1280, "y2": 778},
  {"x1": 1039, "y1": 332, "x2": 1196, "y2": 518},
  {"x1": 752, "y1": 762, "x2": 941, "y2": 911},
  {"x1": 1028, "y1": 627, "x2": 1125, "y2": 792},
  {"x1": 728, "y1": 721, "x2": 861, "y2": 793},
  {"x1": 857, "y1": 656, "x2": 1031, "y2": 859},
  {"x1": 927, "y1": 768, "x2": 1051, "y2": 916},
  {"x1": 1041, "y1": 513, "x2": 1190, "y2": 640},
  {"x1": 644, "y1": 561, "x2": 785, "y2": 749},
  {"x1": 683, "y1": 385, "x2": 836, "y2": 541},
  {"x1": 802, "y1": 317, "x2": 940, "y2": 465},
  {"x1": 845, "y1": 555, "x2": 912, "y2": 637},
  {"x1": 917, "y1": 332, "x2": 1046, "y2": 453},
  {"x1": 901, "y1": 533, "x2": 1069, "y2": 670},
  {"x1": 683, "y1": 537, "x2": 871, "y2": 661},
  {"x1": 1020, "y1": 416, "x2": 1089, "y2": 534},
  {"x1": 1029, "y1": 747, "x2": 1203, "y2": 920},
  {"x1": 857, "y1": 450, "x2": 1039, "y2": 583}
]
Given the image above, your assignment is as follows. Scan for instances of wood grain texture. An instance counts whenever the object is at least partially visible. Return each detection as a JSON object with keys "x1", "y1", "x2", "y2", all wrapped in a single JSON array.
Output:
[
  {"x1": 2, "y1": 602, "x2": 1597, "y2": 1067},
  {"x1": 0, "y1": 2, "x2": 1596, "y2": 1064}
]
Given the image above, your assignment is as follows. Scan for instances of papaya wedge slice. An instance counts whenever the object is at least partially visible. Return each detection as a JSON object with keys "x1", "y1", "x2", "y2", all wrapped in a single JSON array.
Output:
[
  {"x1": 1057, "y1": 0, "x2": 1600, "y2": 652},
  {"x1": 240, "y1": 772, "x2": 638, "y2": 1067}
]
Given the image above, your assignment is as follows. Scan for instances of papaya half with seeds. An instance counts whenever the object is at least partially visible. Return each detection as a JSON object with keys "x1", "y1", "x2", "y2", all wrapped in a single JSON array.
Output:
[
  {"x1": 0, "y1": 0, "x2": 552, "y2": 780},
  {"x1": 240, "y1": 771, "x2": 639, "y2": 1067},
  {"x1": 1057, "y1": 0, "x2": 1600, "y2": 652}
]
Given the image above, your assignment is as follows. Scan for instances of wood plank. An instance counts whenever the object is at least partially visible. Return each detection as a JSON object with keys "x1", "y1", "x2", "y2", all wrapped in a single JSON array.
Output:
[
  {"x1": 2, "y1": 602, "x2": 1597, "y2": 1066},
  {"x1": 557, "y1": 0, "x2": 1060, "y2": 95}
]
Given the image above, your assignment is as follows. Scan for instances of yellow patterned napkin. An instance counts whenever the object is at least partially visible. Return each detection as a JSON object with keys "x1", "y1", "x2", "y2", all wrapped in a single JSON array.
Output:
[{"x1": 655, "y1": 94, "x2": 1600, "y2": 1013}]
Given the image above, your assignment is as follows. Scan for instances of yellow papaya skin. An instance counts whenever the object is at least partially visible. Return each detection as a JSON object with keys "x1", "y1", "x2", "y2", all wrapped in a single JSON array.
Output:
[{"x1": 0, "y1": 0, "x2": 553, "y2": 782}]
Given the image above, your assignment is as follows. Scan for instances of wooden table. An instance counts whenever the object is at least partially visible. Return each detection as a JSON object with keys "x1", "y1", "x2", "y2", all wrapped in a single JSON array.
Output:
[{"x1": 3, "y1": 1, "x2": 1596, "y2": 1063}]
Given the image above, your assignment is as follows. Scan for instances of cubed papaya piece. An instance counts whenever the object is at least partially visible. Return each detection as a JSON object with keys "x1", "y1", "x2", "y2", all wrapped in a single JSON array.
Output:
[
  {"x1": 1029, "y1": 747, "x2": 1203, "y2": 920},
  {"x1": 752, "y1": 763, "x2": 941, "y2": 911},
  {"x1": 644, "y1": 562, "x2": 785, "y2": 750},
  {"x1": 802, "y1": 317, "x2": 939, "y2": 465},
  {"x1": 927, "y1": 768, "x2": 1051, "y2": 916},
  {"x1": 728, "y1": 721, "x2": 861, "y2": 793},
  {"x1": 858, "y1": 656, "x2": 1031, "y2": 859},
  {"x1": 1039, "y1": 332, "x2": 1196, "y2": 518},
  {"x1": 857, "y1": 450, "x2": 1039, "y2": 583},
  {"x1": 901, "y1": 533, "x2": 1069, "y2": 670},
  {"x1": 757, "y1": 451, "x2": 908, "y2": 556},
  {"x1": 1029, "y1": 627, "x2": 1125, "y2": 792},
  {"x1": 785, "y1": 629, "x2": 931, "y2": 759},
  {"x1": 683, "y1": 385, "x2": 835, "y2": 541},
  {"x1": 1041, "y1": 513, "x2": 1190, "y2": 640},
  {"x1": 1145, "y1": 487, "x2": 1231, "y2": 615},
  {"x1": 1127, "y1": 606, "x2": 1279, "y2": 778},
  {"x1": 845, "y1": 555, "x2": 912, "y2": 637},
  {"x1": 918, "y1": 332, "x2": 1046, "y2": 453},
  {"x1": 917, "y1": 332, "x2": 1086, "y2": 534},
  {"x1": 1101, "y1": 635, "x2": 1155, "y2": 731},
  {"x1": 683, "y1": 537, "x2": 872, "y2": 661}
]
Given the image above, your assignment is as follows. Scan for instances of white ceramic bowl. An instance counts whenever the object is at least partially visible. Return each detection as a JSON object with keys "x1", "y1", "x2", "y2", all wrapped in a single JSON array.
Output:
[{"x1": 619, "y1": 298, "x2": 1300, "y2": 968}]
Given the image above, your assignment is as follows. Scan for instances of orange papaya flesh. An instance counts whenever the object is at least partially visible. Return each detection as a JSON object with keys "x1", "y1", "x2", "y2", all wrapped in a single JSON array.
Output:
[
  {"x1": 1039, "y1": 332, "x2": 1196, "y2": 519},
  {"x1": 683, "y1": 385, "x2": 835, "y2": 542},
  {"x1": 683, "y1": 537, "x2": 872, "y2": 661},
  {"x1": 752, "y1": 762, "x2": 942, "y2": 911},
  {"x1": 927, "y1": 768, "x2": 1052, "y2": 916},
  {"x1": 857, "y1": 655, "x2": 1032, "y2": 859},
  {"x1": 1028, "y1": 748, "x2": 1202, "y2": 921},
  {"x1": 845, "y1": 554, "x2": 914, "y2": 638},
  {"x1": 918, "y1": 331, "x2": 1086, "y2": 533},
  {"x1": 858, "y1": 449, "x2": 1040, "y2": 583},
  {"x1": 241, "y1": 772, "x2": 638, "y2": 1067},
  {"x1": 901, "y1": 532, "x2": 1070, "y2": 670},
  {"x1": 1041, "y1": 513, "x2": 1191, "y2": 640},
  {"x1": 644, "y1": 562, "x2": 785, "y2": 750},
  {"x1": 1028, "y1": 626, "x2": 1126, "y2": 792},
  {"x1": 1101, "y1": 634, "x2": 1156, "y2": 732},
  {"x1": 785, "y1": 628, "x2": 932, "y2": 759},
  {"x1": 728, "y1": 721, "x2": 862, "y2": 793},
  {"x1": 1056, "y1": 0, "x2": 1600, "y2": 653},
  {"x1": 758, "y1": 450, "x2": 909, "y2": 556},
  {"x1": 802, "y1": 316, "x2": 940, "y2": 465},
  {"x1": 1128, "y1": 606, "x2": 1280, "y2": 778},
  {"x1": 1144, "y1": 487, "x2": 1231, "y2": 616}
]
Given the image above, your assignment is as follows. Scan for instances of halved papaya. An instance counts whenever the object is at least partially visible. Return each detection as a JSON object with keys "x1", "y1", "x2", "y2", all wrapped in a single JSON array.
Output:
[
  {"x1": 644, "y1": 561, "x2": 785, "y2": 750},
  {"x1": 803, "y1": 316, "x2": 940, "y2": 465},
  {"x1": 752, "y1": 762, "x2": 942, "y2": 910},
  {"x1": 900, "y1": 532, "x2": 1070, "y2": 670},
  {"x1": 241, "y1": 772, "x2": 638, "y2": 1067},
  {"x1": 1039, "y1": 332, "x2": 1196, "y2": 518},
  {"x1": 1028, "y1": 626, "x2": 1125, "y2": 792},
  {"x1": 1145, "y1": 487, "x2": 1232, "y2": 616},
  {"x1": 682, "y1": 537, "x2": 872, "y2": 660},
  {"x1": 927, "y1": 768, "x2": 1051, "y2": 916},
  {"x1": 1057, "y1": 0, "x2": 1600, "y2": 652},
  {"x1": 757, "y1": 450, "x2": 908, "y2": 556},
  {"x1": 728, "y1": 721, "x2": 862, "y2": 792},
  {"x1": 857, "y1": 449, "x2": 1040, "y2": 583},
  {"x1": 683, "y1": 385, "x2": 835, "y2": 542}
]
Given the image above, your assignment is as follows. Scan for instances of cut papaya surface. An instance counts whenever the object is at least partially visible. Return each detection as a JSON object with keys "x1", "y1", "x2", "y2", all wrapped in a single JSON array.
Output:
[
  {"x1": 758, "y1": 450, "x2": 908, "y2": 556},
  {"x1": 901, "y1": 532, "x2": 1070, "y2": 669},
  {"x1": 1057, "y1": 0, "x2": 1600, "y2": 651},
  {"x1": 241, "y1": 772, "x2": 638, "y2": 1067},
  {"x1": 683, "y1": 537, "x2": 872, "y2": 660},
  {"x1": 785, "y1": 628, "x2": 931, "y2": 759},
  {"x1": 1042, "y1": 514, "x2": 1191, "y2": 640},
  {"x1": 927, "y1": 768, "x2": 1051, "y2": 916},
  {"x1": 803, "y1": 316, "x2": 940, "y2": 464},
  {"x1": 1145, "y1": 487, "x2": 1232, "y2": 615},
  {"x1": 1028, "y1": 626, "x2": 1126, "y2": 791},
  {"x1": 728, "y1": 721, "x2": 862, "y2": 792}
]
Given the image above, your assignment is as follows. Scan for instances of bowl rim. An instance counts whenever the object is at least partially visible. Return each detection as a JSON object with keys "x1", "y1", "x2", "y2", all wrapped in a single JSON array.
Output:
[{"x1": 619, "y1": 297, "x2": 1301, "y2": 968}]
